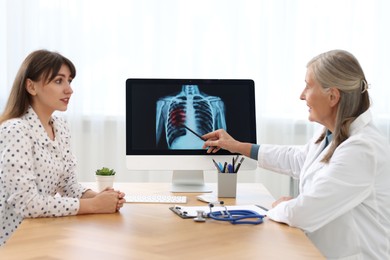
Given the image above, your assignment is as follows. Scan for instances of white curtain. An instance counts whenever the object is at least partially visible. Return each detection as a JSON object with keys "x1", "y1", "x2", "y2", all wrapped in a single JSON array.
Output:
[{"x1": 1, "y1": 0, "x2": 389, "y2": 198}]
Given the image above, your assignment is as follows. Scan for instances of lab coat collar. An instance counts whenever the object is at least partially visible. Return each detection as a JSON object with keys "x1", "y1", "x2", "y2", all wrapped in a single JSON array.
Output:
[
  {"x1": 299, "y1": 109, "x2": 373, "y2": 193},
  {"x1": 349, "y1": 109, "x2": 372, "y2": 135}
]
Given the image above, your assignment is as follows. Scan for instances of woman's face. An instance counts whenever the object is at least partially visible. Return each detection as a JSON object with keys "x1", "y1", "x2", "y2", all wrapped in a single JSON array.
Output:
[
  {"x1": 300, "y1": 67, "x2": 338, "y2": 130},
  {"x1": 28, "y1": 64, "x2": 73, "y2": 115}
]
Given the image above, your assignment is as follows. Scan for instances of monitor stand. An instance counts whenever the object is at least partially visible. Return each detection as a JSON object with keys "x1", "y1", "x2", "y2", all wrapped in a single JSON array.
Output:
[{"x1": 171, "y1": 170, "x2": 212, "y2": 193}]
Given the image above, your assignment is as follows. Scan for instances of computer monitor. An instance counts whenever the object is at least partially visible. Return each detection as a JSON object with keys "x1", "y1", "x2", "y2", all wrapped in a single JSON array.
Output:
[{"x1": 126, "y1": 78, "x2": 257, "y2": 192}]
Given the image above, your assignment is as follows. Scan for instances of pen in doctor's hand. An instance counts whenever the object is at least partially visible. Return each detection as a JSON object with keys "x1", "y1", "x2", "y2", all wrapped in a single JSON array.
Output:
[
  {"x1": 182, "y1": 124, "x2": 219, "y2": 152},
  {"x1": 182, "y1": 124, "x2": 206, "y2": 141}
]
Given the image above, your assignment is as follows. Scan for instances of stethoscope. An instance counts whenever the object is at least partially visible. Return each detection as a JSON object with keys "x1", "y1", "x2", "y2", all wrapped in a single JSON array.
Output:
[{"x1": 194, "y1": 201, "x2": 265, "y2": 225}]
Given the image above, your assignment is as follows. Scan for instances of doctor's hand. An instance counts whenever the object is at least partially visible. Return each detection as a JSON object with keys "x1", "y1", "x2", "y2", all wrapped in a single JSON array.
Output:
[
  {"x1": 202, "y1": 129, "x2": 239, "y2": 154},
  {"x1": 272, "y1": 196, "x2": 293, "y2": 208}
]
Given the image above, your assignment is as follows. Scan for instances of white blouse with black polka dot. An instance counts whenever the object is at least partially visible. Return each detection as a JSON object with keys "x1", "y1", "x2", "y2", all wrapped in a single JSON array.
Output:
[{"x1": 0, "y1": 107, "x2": 87, "y2": 246}]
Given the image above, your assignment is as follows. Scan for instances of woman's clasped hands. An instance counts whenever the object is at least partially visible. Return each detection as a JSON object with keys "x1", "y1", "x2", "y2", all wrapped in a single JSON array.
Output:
[
  {"x1": 97, "y1": 188, "x2": 126, "y2": 212},
  {"x1": 80, "y1": 188, "x2": 126, "y2": 214}
]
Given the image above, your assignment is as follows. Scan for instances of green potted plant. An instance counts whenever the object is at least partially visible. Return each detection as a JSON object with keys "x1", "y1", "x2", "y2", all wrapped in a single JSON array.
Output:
[{"x1": 95, "y1": 167, "x2": 116, "y2": 191}]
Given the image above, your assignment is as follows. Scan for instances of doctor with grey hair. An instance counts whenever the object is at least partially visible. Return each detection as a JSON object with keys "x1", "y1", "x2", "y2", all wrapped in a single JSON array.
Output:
[{"x1": 202, "y1": 49, "x2": 390, "y2": 259}]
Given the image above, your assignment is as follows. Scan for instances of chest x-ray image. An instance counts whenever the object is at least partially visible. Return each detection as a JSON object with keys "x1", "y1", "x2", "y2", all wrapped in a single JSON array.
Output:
[{"x1": 156, "y1": 85, "x2": 226, "y2": 149}]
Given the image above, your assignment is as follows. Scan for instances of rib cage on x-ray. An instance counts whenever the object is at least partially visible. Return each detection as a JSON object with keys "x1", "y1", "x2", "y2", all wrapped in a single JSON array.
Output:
[{"x1": 156, "y1": 85, "x2": 226, "y2": 149}]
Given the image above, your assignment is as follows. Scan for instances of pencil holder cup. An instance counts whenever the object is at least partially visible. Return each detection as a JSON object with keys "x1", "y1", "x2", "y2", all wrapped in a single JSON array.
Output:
[{"x1": 217, "y1": 172, "x2": 237, "y2": 198}]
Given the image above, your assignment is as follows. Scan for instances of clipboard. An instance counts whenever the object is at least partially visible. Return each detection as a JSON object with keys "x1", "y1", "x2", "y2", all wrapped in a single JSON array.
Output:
[
  {"x1": 169, "y1": 204, "x2": 268, "y2": 219},
  {"x1": 169, "y1": 205, "x2": 195, "y2": 219}
]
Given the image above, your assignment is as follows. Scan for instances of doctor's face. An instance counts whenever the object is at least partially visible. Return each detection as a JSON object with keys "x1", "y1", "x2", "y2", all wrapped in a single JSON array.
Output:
[{"x1": 300, "y1": 67, "x2": 335, "y2": 129}]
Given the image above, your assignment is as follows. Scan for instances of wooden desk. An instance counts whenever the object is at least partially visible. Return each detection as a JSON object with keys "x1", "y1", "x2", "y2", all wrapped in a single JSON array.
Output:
[{"x1": 0, "y1": 183, "x2": 324, "y2": 259}]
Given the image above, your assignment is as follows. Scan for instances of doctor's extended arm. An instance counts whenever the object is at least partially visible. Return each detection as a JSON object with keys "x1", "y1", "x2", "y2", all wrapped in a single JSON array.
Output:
[{"x1": 202, "y1": 129, "x2": 252, "y2": 156}]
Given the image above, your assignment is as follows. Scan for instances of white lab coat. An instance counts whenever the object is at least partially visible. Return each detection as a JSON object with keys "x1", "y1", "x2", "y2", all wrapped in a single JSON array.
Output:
[{"x1": 261, "y1": 110, "x2": 390, "y2": 260}]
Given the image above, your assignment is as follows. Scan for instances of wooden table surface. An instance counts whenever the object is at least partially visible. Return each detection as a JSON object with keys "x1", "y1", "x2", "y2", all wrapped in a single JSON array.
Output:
[{"x1": 0, "y1": 183, "x2": 324, "y2": 260}]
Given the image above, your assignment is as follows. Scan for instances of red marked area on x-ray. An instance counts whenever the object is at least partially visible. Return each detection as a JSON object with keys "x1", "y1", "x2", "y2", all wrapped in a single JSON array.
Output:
[{"x1": 169, "y1": 107, "x2": 186, "y2": 127}]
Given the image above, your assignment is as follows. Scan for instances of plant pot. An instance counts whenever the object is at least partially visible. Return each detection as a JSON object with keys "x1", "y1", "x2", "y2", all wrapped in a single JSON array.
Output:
[{"x1": 95, "y1": 175, "x2": 115, "y2": 192}]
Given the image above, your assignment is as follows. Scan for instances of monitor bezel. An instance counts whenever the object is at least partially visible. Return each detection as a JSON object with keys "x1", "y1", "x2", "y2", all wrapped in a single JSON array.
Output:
[{"x1": 125, "y1": 78, "x2": 257, "y2": 156}]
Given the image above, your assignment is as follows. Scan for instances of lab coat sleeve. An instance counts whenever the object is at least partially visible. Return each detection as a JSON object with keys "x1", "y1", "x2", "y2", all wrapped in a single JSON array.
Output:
[
  {"x1": 266, "y1": 136, "x2": 375, "y2": 233},
  {"x1": 258, "y1": 143, "x2": 310, "y2": 179}
]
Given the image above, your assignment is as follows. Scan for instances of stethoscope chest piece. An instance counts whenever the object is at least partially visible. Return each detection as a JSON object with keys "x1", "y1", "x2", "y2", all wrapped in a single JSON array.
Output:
[{"x1": 193, "y1": 210, "x2": 207, "y2": 222}]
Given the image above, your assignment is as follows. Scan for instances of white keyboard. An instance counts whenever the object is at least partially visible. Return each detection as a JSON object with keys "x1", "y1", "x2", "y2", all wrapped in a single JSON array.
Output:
[{"x1": 125, "y1": 194, "x2": 187, "y2": 204}]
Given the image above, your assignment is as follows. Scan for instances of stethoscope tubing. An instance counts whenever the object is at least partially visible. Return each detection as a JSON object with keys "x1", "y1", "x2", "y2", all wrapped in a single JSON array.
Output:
[{"x1": 207, "y1": 210, "x2": 264, "y2": 224}]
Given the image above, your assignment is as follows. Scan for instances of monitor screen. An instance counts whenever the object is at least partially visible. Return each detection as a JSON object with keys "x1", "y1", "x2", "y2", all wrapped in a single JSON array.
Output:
[{"x1": 126, "y1": 78, "x2": 257, "y2": 192}]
